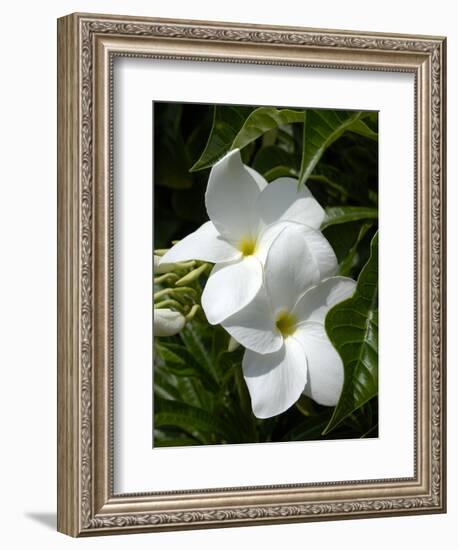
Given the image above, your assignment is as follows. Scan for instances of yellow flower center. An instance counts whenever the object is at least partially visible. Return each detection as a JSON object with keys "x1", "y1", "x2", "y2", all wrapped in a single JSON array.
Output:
[
  {"x1": 275, "y1": 310, "x2": 298, "y2": 338},
  {"x1": 238, "y1": 236, "x2": 257, "y2": 256}
]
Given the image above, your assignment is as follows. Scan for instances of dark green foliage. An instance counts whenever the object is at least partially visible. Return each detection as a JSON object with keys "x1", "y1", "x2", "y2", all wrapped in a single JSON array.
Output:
[
  {"x1": 324, "y1": 232, "x2": 379, "y2": 434},
  {"x1": 153, "y1": 101, "x2": 379, "y2": 447}
]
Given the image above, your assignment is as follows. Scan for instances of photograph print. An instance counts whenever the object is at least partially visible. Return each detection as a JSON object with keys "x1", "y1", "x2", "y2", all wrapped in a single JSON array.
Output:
[{"x1": 153, "y1": 101, "x2": 379, "y2": 448}]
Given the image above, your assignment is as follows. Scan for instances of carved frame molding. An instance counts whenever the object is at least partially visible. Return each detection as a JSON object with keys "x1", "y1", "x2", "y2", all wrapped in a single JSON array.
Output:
[{"x1": 57, "y1": 13, "x2": 446, "y2": 536}]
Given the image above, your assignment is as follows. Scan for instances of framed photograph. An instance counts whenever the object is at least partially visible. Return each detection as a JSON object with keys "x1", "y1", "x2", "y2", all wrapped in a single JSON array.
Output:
[{"x1": 57, "y1": 13, "x2": 446, "y2": 536}]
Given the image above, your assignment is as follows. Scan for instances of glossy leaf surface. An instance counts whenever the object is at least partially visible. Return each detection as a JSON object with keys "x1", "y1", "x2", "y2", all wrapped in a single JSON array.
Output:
[{"x1": 324, "y1": 232, "x2": 379, "y2": 434}]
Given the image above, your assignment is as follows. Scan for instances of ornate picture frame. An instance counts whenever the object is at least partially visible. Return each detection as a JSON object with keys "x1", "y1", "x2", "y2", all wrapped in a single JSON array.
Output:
[{"x1": 57, "y1": 12, "x2": 446, "y2": 536}]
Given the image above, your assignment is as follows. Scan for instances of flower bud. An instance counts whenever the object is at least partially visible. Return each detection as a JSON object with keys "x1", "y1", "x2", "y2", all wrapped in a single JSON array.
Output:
[
  {"x1": 175, "y1": 263, "x2": 208, "y2": 286},
  {"x1": 227, "y1": 336, "x2": 240, "y2": 352},
  {"x1": 154, "y1": 308, "x2": 186, "y2": 337},
  {"x1": 154, "y1": 254, "x2": 175, "y2": 275}
]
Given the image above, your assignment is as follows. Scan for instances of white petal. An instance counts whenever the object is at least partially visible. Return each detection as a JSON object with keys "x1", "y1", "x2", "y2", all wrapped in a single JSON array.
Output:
[
  {"x1": 293, "y1": 323, "x2": 343, "y2": 406},
  {"x1": 221, "y1": 285, "x2": 282, "y2": 354},
  {"x1": 264, "y1": 223, "x2": 336, "y2": 313},
  {"x1": 243, "y1": 337, "x2": 308, "y2": 418},
  {"x1": 159, "y1": 221, "x2": 241, "y2": 265},
  {"x1": 205, "y1": 149, "x2": 260, "y2": 241},
  {"x1": 256, "y1": 177, "x2": 325, "y2": 229},
  {"x1": 246, "y1": 165, "x2": 268, "y2": 191},
  {"x1": 294, "y1": 277, "x2": 357, "y2": 325},
  {"x1": 201, "y1": 256, "x2": 263, "y2": 325},
  {"x1": 154, "y1": 309, "x2": 186, "y2": 337},
  {"x1": 298, "y1": 225, "x2": 338, "y2": 280},
  {"x1": 253, "y1": 221, "x2": 289, "y2": 264}
]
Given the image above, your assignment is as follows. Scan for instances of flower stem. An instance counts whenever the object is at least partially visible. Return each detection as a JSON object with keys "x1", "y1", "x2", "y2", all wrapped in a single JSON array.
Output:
[
  {"x1": 175, "y1": 263, "x2": 208, "y2": 286},
  {"x1": 154, "y1": 286, "x2": 197, "y2": 301},
  {"x1": 154, "y1": 299, "x2": 185, "y2": 312},
  {"x1": 185, "y1": 304, "x2": 200, "y2": 321},
  {"x1": 154, "y1": 272, "x2": 179, "y2": 284}
]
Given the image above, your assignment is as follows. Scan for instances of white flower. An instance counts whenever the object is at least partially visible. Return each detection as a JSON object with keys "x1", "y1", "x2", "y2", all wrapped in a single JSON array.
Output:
[
  {"x1": 159, "y1": 149, "x2": 326, "y2": 324},
  {"x1": 221, "y1": 225, "x2": 356, "y2": 418},
  {"x1": 154, "y1": 308, "x2": 186, "y2": 337}
]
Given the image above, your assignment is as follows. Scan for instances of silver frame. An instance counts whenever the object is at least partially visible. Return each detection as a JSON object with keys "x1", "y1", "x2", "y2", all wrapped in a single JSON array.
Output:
[{"x1": 57, "y1": 12, "x2": 446, "y2": 536}]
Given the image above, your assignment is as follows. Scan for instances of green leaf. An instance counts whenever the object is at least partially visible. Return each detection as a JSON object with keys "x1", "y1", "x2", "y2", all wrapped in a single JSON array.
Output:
[
  {"x1": 185, "y1": 108, "x2": 213, "y2": 164},
  {"x1": 312, "y1": 163, "x2": 377, "y2": 205},
  {"x1": 323, "y1": 222, "x2": 363, "y2": 265},
  {"x1": 323, "y1": 231, "x2": 379, "y2": 434},
  {"x1": 294, "y1": 395, "x2": 319, "y2": 417},
  {"x1": 298, "y1": 110, "x2": 364, "y2": 187},
  {"x1": 321, "y1": 206, "x2": 378, "y2": 230},
  {"x1": 154, "y1": 429, "x2": 200, "y2": 447},
  {"x1": 263, "y1": 166, "x2": 298, "y2": 182},
  {"x1": 155, "y1": 342, "x2": 219, "y2": 392},
  {"x1": 191, "y1": 106, "x2": 304, "y2": 171},
  {"x1": 349, "y1": 119, "x2": 378, "y2": 141},
  {"x1": 153, "y1": 367, "x2": 183, "y2": 401},
  {"x1": 154, "y1": 104, "x2": 193, "y2": 189},
  {"x1": 338, "y1": 222, "x2": 373, "y2": 277},
  {"x1": 252, "y1": 145, "x2": 298, "y2": 177},
  {"x1": 360, "y1": 424, "x2": 378, "y2": 438},
  {"x1": 180, "y1": 324, "x2": 220, "y2": 383},
  {"x1": 281, "y1": 417, "x2": 329, "y2": 441},
  {"x1": 190, "y1": 105, "x2": 253, "y2": 171},
  {"x1": 154, "y1": 397, "x2": 231, "y2": 443},
  {"x1": 231, "y1": 107, "x2": 303, "y2": 151},
  {"x1": 154, "y1": 363, "x2": 205, "y2": 408},
  {"x1": 173, "y1": 377, "x2": 204, "y2": 408}
]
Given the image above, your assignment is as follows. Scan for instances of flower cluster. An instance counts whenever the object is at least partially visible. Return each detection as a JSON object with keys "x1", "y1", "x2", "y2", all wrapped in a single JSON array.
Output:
[
  {"x1": 159, "y1": 149, "x2": 356, "y2": 418},
  {"x1": 153, "y1": 254, "x2": 205, "y2": 337}
]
